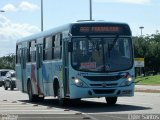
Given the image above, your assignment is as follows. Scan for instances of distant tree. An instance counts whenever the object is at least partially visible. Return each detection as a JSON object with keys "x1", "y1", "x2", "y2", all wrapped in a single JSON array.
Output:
[
  {"x1": 0, "y1": 53, "x2": 15, "y2": 69},
  {"x1": 133, "y1": 33, "x2": 160, "y2": 74}
]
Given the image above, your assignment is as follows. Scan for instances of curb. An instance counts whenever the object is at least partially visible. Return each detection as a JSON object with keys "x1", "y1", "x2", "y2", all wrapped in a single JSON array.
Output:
[{"x1": 135, "y1": 89, "x2": 160, "y2": 93}]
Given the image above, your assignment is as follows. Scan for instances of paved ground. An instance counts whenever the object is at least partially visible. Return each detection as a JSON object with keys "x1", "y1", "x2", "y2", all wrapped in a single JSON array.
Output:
[{"x1": 0, "y1": 86, "x2": 160, "y2": 120}]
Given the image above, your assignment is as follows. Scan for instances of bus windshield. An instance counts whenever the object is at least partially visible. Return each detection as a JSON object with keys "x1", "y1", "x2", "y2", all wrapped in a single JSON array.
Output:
[{"x1": 71, "y1": 37, "x2": 133, "y2": 72}]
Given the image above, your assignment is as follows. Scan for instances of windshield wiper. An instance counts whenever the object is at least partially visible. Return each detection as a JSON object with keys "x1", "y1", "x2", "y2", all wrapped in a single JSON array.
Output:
[{"x1": 108, "y1": 35, "x2": 119, "y2": 57}]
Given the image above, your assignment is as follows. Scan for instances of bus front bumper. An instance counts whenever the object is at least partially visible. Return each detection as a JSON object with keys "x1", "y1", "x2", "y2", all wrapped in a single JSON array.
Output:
[{"x1": 70, "y1": 83, "x2": 135, "y2": 99}]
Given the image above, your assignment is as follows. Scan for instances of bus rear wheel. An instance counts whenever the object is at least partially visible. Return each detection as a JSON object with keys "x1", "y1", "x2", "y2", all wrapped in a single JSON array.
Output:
[
  {"x1": 105, "y1": 97, "x2": 117, "y2": 105},
  {"x1": 27, "y1": 81, "x2": 37, "y2": 102}
]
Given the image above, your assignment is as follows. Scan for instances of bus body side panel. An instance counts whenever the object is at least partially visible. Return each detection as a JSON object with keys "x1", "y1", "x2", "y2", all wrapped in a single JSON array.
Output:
[
  {"x1": 41, "y1": 61, "x2": 53, "y2": 96},
  {"x1": 26, "y1": 63, "x2": 38, "y2": 95},
  {"x1": 42, "y1": 60, "x2": 63, "y2": 97},
  {"x1": 36, "y1": 44, "x2": 44, "y2": 96},
  {"x1": 26, "y1": 63, "x2": 39, "y2": 95},
  {"x1": 52, "y1": 61, "x2": 63, "y2": 97},
  {"x1": 25, "y1": 62, "x2": 44, "y2": 96},
  {"x1": 16, "y1": 64, "x2": 22, "y2": 91}
]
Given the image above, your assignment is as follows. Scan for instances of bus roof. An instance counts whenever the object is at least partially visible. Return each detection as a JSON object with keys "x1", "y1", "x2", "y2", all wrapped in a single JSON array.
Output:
[
  {"x1": 16, "y1": 23, "x2": 71, "y2": 44},
  {"x1": 16, "y1": 21, "x2": 131, "y2": 44}
]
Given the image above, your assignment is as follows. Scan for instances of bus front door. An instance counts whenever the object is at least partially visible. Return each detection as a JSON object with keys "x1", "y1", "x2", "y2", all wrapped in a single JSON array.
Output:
[
  {"x1": 63, "y1": 40, "x2": 70, "y2": 97},
  {"x1": 21, "y1": 48, "x2": 27, "y2": 92},
  {"x1": 36, "y1": 44, "x2": 44, "y2": 96}
]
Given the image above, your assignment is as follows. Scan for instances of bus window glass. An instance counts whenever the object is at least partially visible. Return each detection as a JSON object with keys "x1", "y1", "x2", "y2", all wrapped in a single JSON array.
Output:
[
  {"x1": 54, "y1": 34, "x2": 62, "y2": 59},
  {"x1": 71, "y1": 37, "x2": 132, "y2": 72},
  {"x1": 30, "y1": 41, "x2": 36, "y2": 62},
  {"x1": 28, "y1": 42, "x2": 31, "y2": 62},
  {"x1": 16, "y1": 44, "x2": 22, "y2": 63},
  {"x1": 44, "y1": 36, "x2": 53, "y2": 60}
]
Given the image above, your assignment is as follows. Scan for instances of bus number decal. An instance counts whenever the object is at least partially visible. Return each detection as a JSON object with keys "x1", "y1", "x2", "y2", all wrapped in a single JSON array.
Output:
[{"x1": 77, "y1": 72, "x2": 88, "y2": 76}]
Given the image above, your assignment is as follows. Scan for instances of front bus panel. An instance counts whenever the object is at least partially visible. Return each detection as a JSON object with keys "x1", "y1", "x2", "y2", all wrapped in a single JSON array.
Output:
[{"x1": 69, "y1": 23, "x2": 134, "y2": 99}]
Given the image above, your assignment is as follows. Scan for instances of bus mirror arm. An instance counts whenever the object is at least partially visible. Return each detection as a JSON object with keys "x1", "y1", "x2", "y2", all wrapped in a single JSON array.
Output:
[{"x1": 68, "y1": 42, "x2": 73, "y2": 52}]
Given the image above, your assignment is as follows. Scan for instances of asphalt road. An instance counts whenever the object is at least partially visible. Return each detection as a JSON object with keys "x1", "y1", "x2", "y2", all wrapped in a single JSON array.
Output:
[{"x1": 0, "y1": 87, "x2": 160, "y2": 120}]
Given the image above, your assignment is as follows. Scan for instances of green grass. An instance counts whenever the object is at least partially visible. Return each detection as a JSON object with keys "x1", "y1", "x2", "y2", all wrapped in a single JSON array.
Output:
[{"x1": 136, "y1": 75, "x2": 160, "y2": 85}]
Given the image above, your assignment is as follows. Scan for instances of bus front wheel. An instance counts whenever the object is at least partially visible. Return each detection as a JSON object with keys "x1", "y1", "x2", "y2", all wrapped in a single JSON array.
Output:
[{"x1": 105, "y1": 97, "x2": 117, "y2": 105}]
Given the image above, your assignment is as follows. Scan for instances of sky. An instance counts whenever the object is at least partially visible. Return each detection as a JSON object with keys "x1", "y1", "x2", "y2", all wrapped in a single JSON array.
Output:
[{"x1": 0, "y1": 0, "x2": 160, "y2": 57}]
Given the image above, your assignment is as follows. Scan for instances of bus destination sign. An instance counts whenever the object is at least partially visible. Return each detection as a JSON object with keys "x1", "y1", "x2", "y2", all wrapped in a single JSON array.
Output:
[
  {"x1": 80, "y1": 26, "x2": 119, "y2": 33},
  {"x1": 71, "y1": 23, "x2": 131, "y2": 36}
]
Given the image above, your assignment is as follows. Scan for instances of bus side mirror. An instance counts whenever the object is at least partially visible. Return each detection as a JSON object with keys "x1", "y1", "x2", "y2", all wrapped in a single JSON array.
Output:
[{"x1": 68, "y1": 42, "x2": 73, "y2": 52}]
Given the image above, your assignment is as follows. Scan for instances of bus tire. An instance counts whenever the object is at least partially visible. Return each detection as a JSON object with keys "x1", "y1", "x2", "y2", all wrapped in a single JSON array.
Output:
[
  {"x1": 37, "y1": 97, "x2": 44, "y2": 102},
  {"x1": 53, "y1": 79, "x2": 59, "y2": 97},
  {"x1": 105, "y1": 97, "x2": 117, "y2": 105},
  {"x1": 27, "y1": 81, "x2": 37, "y2": 102},
  {"x1": 72, "y1": 98, "x2": 81, "y2": 103},
  {"x1": 10, "y1": 82, "x2": 14, "y2": 90},
  {"x1": 4, "y1": 83, "x2": 8, "y2": 90}
]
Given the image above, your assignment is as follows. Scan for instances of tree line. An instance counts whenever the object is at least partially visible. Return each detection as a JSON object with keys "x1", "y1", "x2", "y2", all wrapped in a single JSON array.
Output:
[
  {"x1": 0, "y1": 33, "x2": 160, "y2": 74},
  {"x1": 0, "y1": 53, "x2": 15, "y2": 69},
  {"x1": 134, "y1": 33, "x2": 160, "y2": 75}
]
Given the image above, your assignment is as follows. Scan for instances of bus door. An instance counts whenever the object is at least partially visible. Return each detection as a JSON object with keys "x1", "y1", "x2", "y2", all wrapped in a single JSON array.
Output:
[
  {"x1": 21, "y1": 48, "x2": 27, "y2": 92},
  {"x1": 63, "y1": 40, "x2": 70, "y2": 96},
  {"x1": 36, "y1": 44, "x2": 44, "y2": 96}
]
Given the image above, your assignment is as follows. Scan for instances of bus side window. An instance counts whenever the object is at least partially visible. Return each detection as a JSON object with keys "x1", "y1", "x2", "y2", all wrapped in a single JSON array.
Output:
[
  {"x1": 30, "y1": 40, "x2": 36, "y2": 62},
  {"x1": 43, "y1": 36, "x2": 53, "y2": 60},
  {"x1": 53, "y1": 33, "x2": 62, "y2": 59},
  {"x1": 16, "y1": 44, "x2": 21, "y2": 64},
  {"x1": 52, "y1": 36, "x2": 55, "y2": 59},
  {"x1": 28, "y1": 42, "x2": 31, "y2": 62}
]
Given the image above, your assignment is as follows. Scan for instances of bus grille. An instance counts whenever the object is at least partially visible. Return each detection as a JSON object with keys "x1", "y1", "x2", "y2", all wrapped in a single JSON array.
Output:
[
  {"x1": 84, "y1": 75, "x2": 122, "y2": 81},
  {"x1": 93, "y1": 89, "x2": 115, "y2": 94},
  {"x1": 90, "y1": 83, "x2": 118, "y2": 87}
]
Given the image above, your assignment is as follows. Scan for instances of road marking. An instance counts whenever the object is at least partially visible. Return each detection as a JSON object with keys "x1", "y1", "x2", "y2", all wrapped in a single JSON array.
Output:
[
  {"x1": 18, "y1": 117, "x2": 82, "y2": 119},
  {"x1": 0, "y1": 112, "x2": 81, "y2": 115},
  {"x1": 83, "y1": 113, "x2": 99, "y2": 120},
  {"x1": 0, "y1": 109, "x2": 68, "y2": 112},
  {"x1": 104, "y1": 114, "x2": 128, "y2": 120},
  {"x1": 118, "y1": 101, "x2": 154, "y2": 106}
]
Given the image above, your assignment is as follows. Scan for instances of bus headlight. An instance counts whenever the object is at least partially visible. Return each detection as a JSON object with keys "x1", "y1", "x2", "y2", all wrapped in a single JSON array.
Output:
[
  {"x1": 120, "y1": 74, "x2": 134, "y2": 86},
  {"x1": 73, "y1": 78, "x2": 88, "y2": 87},
  {"x1": 127, "y1": 76, "x2": 133, "y2": 82}
]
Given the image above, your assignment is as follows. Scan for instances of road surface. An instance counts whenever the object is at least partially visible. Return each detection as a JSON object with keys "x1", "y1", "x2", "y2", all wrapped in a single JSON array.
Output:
[{"x1": 0, "y1": 87, "x2": 160, "y2": 120}]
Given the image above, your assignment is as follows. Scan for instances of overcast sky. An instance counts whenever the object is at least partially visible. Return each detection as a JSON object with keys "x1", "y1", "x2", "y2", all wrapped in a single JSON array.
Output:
[{"x1": 0, "y1": 0, "x2": 160, "y2": 56}]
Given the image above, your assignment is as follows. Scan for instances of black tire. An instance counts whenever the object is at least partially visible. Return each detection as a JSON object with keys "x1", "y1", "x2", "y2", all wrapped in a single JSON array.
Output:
[
  {"x1": 105, "y1": 97, "x2": 117, "y2": 105},
  {"x1": 10, "y1": 82, "x2": 14, "y2": 90},
  {"x1": 72, "y1": 98, "x2": 81, "y2": 103},
  {"x1": 27, "y1": 81, "x2": 37, "y2": 102},
  {"x1": 4, "y1": 83, "x2": 8, "y2": 90},
  {"x1": 37, "y1": 97, "x2": 44, "y2": 102}
]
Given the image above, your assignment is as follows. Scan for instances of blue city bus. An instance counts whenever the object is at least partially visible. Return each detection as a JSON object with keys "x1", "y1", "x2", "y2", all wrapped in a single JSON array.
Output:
[{"x1": 16, "y1": 21, "x2": 135, "y2": 105}]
